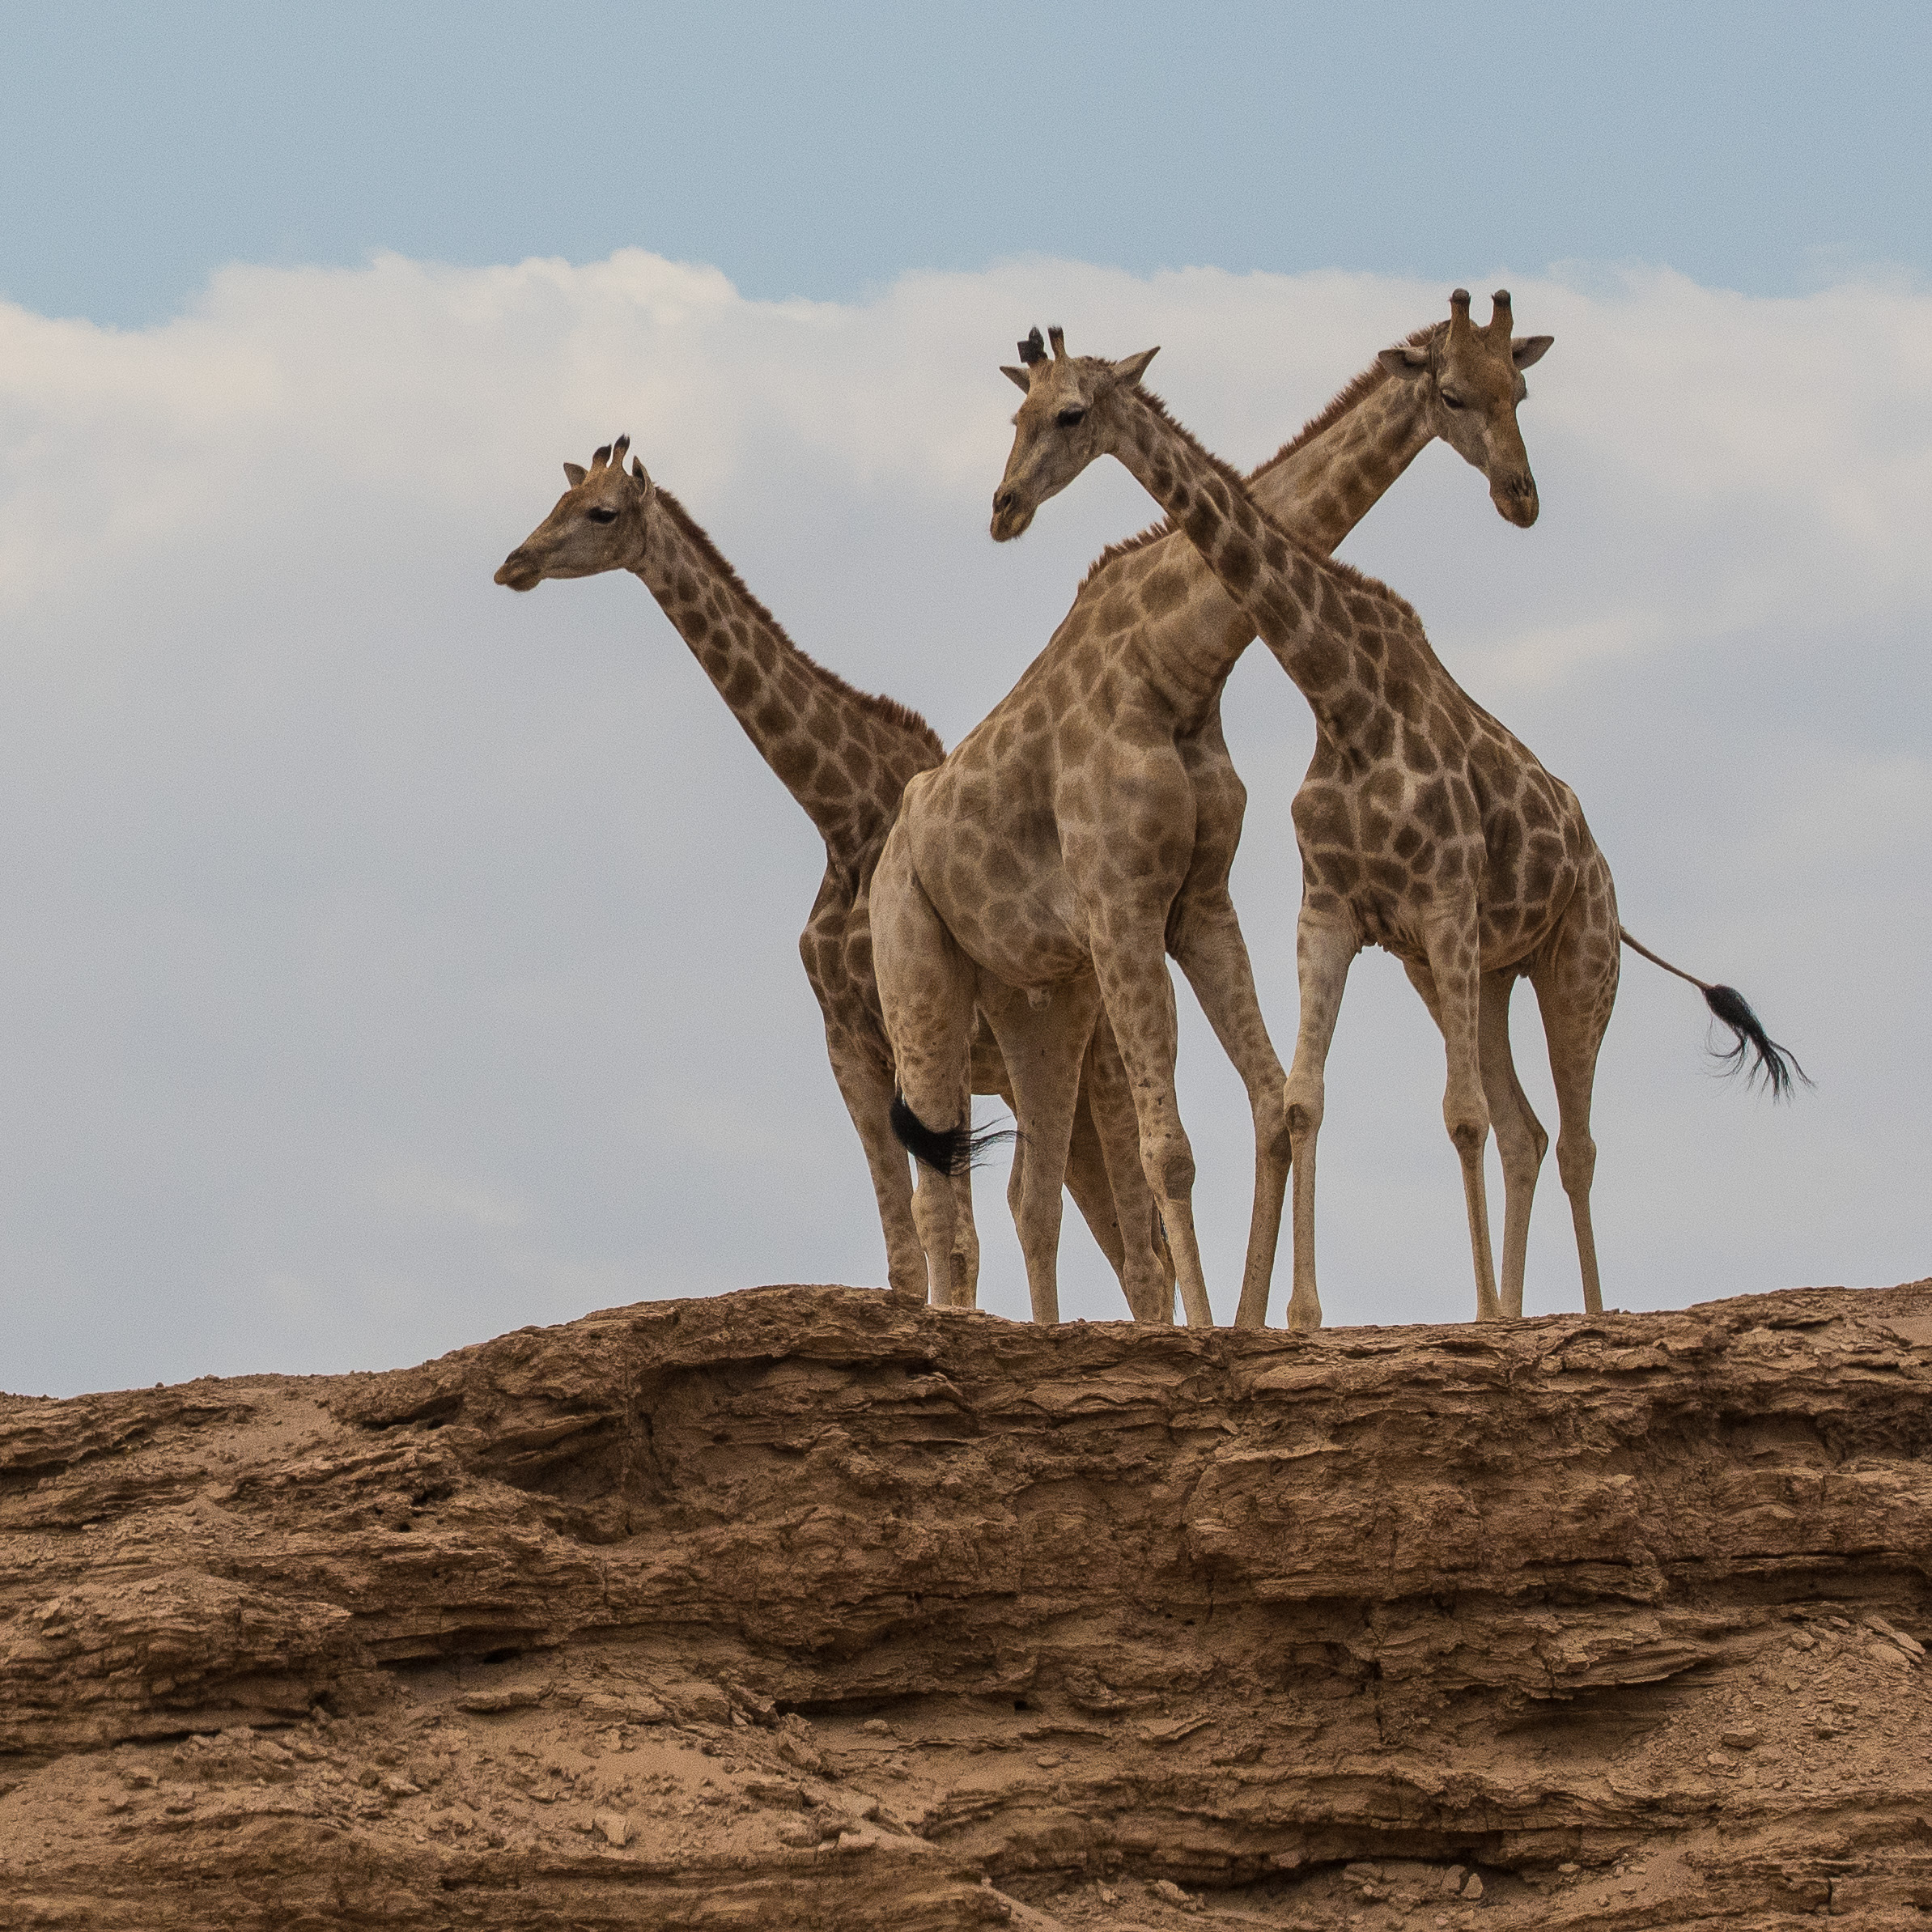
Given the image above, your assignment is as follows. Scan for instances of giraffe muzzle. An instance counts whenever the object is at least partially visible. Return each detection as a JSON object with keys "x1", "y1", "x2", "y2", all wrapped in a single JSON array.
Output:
[
  {"x1": 990, "y1": 486, "x2": 1034, "y2": 542},
  {"x1": 1492, "y1": 473, "x2": 1540, "y2": 529},
  {"x1": 495, "y1": 550, "x2": 543, "y2": 591}
]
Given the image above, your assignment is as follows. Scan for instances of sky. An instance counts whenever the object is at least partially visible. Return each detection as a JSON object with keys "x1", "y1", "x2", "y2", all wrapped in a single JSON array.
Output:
[{"x1": 0, "y1": 4, "x2": 1927, "y2": 1396}]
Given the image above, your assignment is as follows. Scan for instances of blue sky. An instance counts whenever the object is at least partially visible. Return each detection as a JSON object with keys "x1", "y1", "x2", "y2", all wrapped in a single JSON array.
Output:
[
  {"x1": 0, "y1": 8, "x2": 1927, "y2": 1395},
  {"x1": 2, "y1": 2, "x2": 1926, "y2": 329}
]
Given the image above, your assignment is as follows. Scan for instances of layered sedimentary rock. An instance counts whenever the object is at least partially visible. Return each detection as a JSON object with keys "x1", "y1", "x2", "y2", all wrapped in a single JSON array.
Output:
[{"x1": 2, "y1": 1280, "x2": 1930, "y2": 1930}]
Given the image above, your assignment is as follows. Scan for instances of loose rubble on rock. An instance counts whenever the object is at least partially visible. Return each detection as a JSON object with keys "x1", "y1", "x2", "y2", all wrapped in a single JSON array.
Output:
[{"x1": 2, "y1": 1279, "x2": 1930, "y2": 1929}]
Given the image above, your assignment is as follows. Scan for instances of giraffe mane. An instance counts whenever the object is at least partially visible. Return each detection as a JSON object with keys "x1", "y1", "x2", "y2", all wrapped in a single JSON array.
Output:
[
  {"x1": 1086, "y1": 378, "x2": 1427, "y2": 637},
  {"x1": 1077, "y1": 321, "x2": 1446, "y2": 592},
  {"x1": 654, "y1": 487, "x2": 945, "y2": 757}
]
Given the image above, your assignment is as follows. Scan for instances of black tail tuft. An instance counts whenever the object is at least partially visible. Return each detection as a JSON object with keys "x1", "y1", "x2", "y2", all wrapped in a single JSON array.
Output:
[
  {"x1": 890, "y1": 1093, "x2": 1017, "y2": 1176},
  {"x1": 1701, "y1": 984, "x2": 1811, "y2": 1102}
]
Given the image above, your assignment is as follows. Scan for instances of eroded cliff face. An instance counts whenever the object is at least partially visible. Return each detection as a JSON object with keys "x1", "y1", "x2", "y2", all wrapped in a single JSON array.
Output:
[{"x1": 2, "y1": 1280, "x2": 1930, "y2": 1930}]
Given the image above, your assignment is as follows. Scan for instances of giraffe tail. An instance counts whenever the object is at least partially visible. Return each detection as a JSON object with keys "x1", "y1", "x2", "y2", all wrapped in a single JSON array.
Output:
[
  {"x1": 890, "y1": 1093, "x2": 1017, "y2": 1175},
  {"x1": 1618, "y1": 927, "x2": 1811, "y2": 1101}
]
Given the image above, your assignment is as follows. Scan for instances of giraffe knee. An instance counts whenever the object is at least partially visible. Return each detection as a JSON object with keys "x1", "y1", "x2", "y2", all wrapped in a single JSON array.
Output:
[
  {"x1": 1257, "y1": 1089, "x2": 1293, "y2": 1166},
  {"x1": 1446, "y1": 1106, "x2": 1491, "y2": 1162},
  {"x1": 1140, "y1": 1132, "x2": 1195, "y2": 1204},
  {"x1": 1493, "y1": 1113, "x2": 1547, "y2": 1182},
  {"x1": 1284, "y1": 1080, "x2": 1323, "y2": 1145},
  {"x1": 1556, "y1": 1135, "x2": 1596, "y2": 1195}
]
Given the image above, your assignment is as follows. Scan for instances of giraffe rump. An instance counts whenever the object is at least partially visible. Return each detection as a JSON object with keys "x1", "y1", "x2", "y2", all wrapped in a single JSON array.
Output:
[
  {"x1": 890, "y1": 1094, "x2": 1017, "y2": 1176},
  {"x1": 1700, "y1": 983, "x2": 1811, "y2": 1101}
]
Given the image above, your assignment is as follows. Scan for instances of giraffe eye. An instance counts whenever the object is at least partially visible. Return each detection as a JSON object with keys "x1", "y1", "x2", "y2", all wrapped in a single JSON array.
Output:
[
  {"x1": 1440, "y1": 390, "x2": 1467, "y2": 411},
  {"x1": 586, "y1": 507, "x2": 619, "y2": 524},
  {"x1": 1056, "y1": 407, "x2": 1086, "y2": 429}
]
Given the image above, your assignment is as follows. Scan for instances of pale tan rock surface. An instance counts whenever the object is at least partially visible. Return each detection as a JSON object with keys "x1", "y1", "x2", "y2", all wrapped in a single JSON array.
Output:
[{"x1": 2, "y1": 1279, "x2": 1930, "y2": 1929}]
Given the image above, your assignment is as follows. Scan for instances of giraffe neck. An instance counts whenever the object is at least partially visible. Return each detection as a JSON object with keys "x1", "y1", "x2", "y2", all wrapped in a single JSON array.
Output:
[
  {"x1": 1247, "y1": 366, "x2": 1434, "y2": 557},
  {"x1": 632, "y1": 490, "x2": 940, "y2": 860},
  {"x1": 1113, "y1": 392, "x2": 1393, "y2": 741}
]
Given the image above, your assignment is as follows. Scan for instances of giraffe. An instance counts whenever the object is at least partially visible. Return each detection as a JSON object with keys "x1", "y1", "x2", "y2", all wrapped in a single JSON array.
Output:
[
  {"x1": 494, "y1": 437, "x2": 1172, "y2": 1311},
  {"x1": 986, "y1": 315, "x2": 1803, "y2": 1330},
  {"x1": 873, "y1": 291, "x2": 1560, "y2": 1326}
]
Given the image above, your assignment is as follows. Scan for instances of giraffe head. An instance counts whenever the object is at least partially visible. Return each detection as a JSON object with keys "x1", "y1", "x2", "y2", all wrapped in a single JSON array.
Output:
[
  {"x1": 1378, "y1": 289, "x2": 1552, "y2": 528},
  {"x1": 990, "y1": 326, "x2": 1161, "y2": 541},
  {"x1": 495, "y1": 435, "x2": 655, "y2": 590}
]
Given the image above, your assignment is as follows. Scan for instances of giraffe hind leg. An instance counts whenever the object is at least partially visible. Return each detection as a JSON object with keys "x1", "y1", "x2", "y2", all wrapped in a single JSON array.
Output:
[
  {"x1": 1420, "y1": 919, "x2": 1501, "y2": 1324},
  {"x1": 1530, "y1": 893, "x2": 1620, "y2": 1318},
  {"x1": 981, "y1": 980, "x2": 1102, "y2": 1325},
  {"x1": 871, "y1": 834, "x2": 983, "y2": 1307},
  {"x1": 1479, "y1": 969, "x2": 1548, "y2": 1322},
  {"x1": 1402, "y1": 961, "x2": 1546, "y2": 1322}
]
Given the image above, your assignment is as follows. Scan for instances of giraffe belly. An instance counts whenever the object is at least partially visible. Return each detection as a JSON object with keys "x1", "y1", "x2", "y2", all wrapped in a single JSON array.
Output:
[{"x1": 945, "y1": 893, "x2": 1091, "y2": 991}]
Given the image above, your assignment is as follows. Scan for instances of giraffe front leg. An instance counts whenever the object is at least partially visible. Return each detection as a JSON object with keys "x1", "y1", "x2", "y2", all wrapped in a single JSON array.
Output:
[
  {"x1": 805, "y1": 877, "x2": 926, "y2": 1300},
  {"x1": 1169, "y1": 890, "x2": 1291, "y2": 1331},
  {"x1": 820, "y1": 1029, "x2": 925, "y2": 1298},
  {"x1": 1282, "y1": 915, "x2": 1357, "y2": 1334},
  {"x1": 1423, "y1": 919, "x2": 1501, "y2": 1323},
  {"x1": 1081, "y1": 1016, "x2": 1174, "y2": 1323}
]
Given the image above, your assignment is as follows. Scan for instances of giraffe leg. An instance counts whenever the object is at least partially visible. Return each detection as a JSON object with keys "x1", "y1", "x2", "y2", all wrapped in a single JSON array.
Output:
[
  {"x1": 1081, "y1": 1015, "x2": 1174, "y2": 1323},
  {"x1": 1090, "y1": 927, "x2": 1214, "y2": 1328},
  {"x1": 1529, "y1": 885, "x2": 1620, "y2": 1317},
  {"x1": 805, "y1": 874, "x2": 930, "y2": 1300},
  {"x1": 820, "y1": 1028, "x2": 925, "y2": 1298},
  {"x1": 1169, "y1": 892, "x2": 1291, "y2": 1331},
  {"x1": 869, "y1": 832, "x2": 978, "y2": 1308},
  {"x1": 1421, "y1": 920, "x2": 1501, "y2": 1323},
  {"x1": 978, "y1": 1011, "x2": 1157, "y2": 1311},
  {"x1": 1478, "y1": 970, "x2": 1548, "y2": 1322},
  {"x1": 981, "y1": 981, "x2": 1102, "y2": 1324},
  {"x1": 1282, "y1": 915, "x2": 1357, "y2": 1334},
  {"x1": 1061, "y1": 1081, "x2": 1124, "y2": 1276},
  {"x1": 1403, "y1": 960, "x2": 1548, "y2": 1323}
]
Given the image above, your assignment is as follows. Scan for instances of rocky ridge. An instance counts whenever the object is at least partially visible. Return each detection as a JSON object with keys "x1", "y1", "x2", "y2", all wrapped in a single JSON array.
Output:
[{"x1": 2, "y1": 1279, "x2": 1930, "y2": 1929}]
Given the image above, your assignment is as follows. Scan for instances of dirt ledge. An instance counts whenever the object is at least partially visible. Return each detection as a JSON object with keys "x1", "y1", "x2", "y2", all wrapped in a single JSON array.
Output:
[{"x1": 3, "y1": 1279, "x2": 1930, "y2": 1929}]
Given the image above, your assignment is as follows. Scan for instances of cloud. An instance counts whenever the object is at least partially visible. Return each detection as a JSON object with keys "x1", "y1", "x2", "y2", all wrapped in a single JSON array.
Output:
[{"x1": 0, "y1": 250, "x2": 1926, "y2": 1395}]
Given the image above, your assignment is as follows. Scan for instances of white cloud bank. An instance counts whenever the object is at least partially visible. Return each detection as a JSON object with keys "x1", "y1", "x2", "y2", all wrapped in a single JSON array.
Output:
[{"x1": 1, "y1": 251, "x2": 1926, "y2": 1395}]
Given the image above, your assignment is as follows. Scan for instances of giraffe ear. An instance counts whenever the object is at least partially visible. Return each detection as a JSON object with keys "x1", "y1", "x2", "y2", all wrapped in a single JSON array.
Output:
[
  {"x1": 563, "y1": 462, "x2": 588, "y2": 486},
  {"x1": 631, "y1": 455, "x2": 652, "y2": 486},
  {"x1": 1377, "y1": 346, "x2": 1433, "y2": 377},
  {"x1": 1511, "y1": 334, "x2": 1554, "y2": 370},
  {"x1": 1000, "y1": 364, "x2": 1031, "y2": 393},
  {"x1": 1110, "y1": 346, "x2": 1159, "y2": 386}
]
